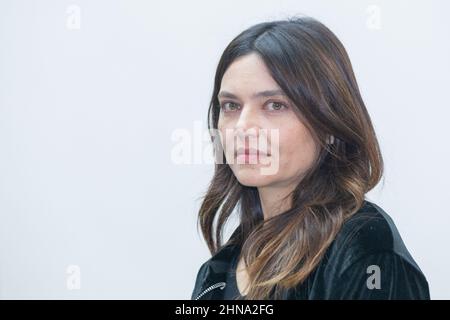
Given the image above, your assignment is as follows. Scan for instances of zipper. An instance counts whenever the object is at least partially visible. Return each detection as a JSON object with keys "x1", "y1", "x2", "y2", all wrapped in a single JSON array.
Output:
[{"x1": 195, "y1": 282, "x2": 226, "y2": 300}]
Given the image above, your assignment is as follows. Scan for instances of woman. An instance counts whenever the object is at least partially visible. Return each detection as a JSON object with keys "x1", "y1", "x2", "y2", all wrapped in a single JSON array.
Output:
[{"x1": 191, "y1": 16, "x2": 430, "y2": 300}]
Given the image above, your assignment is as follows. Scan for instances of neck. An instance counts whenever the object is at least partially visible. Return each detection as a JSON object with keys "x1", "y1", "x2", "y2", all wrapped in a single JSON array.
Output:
[{"x1": 257, "y1": 181, "x2": 296, "y2": 220}]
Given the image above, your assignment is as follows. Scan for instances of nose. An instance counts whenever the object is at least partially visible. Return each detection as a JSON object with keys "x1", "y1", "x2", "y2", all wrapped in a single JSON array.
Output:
[
  {"x1": 234, "y1": 105, "x2": 261, "y2": 146},
  {"x1": 235, "y1": 106, "x2": 260, "y2": 138}
]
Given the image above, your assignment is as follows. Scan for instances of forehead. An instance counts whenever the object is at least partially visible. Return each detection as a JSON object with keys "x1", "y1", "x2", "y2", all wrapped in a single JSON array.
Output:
[{"x1": 220, "y1": 53, "x2": 281, "y2": 94}]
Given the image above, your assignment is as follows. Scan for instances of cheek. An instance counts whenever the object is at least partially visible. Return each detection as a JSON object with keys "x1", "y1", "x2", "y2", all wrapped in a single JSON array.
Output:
[
  {"x1": 217, "y1": 122, "x2": 234, "y2": 160},
  {"x1": 278, "y1": 123, "x2": 318, "y2": 173},
  {"x1": 217, "y1": 118, "x2": 226, "y2": 147}
]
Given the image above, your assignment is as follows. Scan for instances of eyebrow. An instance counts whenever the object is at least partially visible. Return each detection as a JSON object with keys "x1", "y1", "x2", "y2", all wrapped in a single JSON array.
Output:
[{"x1": 217, "y1": 89, "x2": 287, "y2": 99}]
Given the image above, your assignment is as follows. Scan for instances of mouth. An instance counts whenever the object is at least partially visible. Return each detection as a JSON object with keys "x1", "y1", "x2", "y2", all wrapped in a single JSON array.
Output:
[
  {"x1": 235, "y1": 147, "x2": 270, "y2": 157},
  {"x1": 234, "y1": 148, "x2": 270, "y2": 164}
]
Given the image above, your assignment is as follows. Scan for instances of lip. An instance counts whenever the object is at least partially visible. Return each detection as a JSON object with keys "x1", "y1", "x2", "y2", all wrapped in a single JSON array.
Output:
[{"x1": 235, "y1": 148, "x2": 269, "y2": 157}]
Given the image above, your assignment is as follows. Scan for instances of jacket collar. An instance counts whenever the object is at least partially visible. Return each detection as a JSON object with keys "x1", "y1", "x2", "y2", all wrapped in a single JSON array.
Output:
[{"x1": 193, "y1": 230, "x2": 242, "y2": 300}]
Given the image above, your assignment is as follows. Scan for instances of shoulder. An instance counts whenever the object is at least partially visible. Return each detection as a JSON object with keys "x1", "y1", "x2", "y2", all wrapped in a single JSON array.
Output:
[
  {"x1": 327, "y1": 200, "x2": 424, "y2": 277},
  {"x1": 315, "y1": 200, "x2": 430, "y2": 299}
]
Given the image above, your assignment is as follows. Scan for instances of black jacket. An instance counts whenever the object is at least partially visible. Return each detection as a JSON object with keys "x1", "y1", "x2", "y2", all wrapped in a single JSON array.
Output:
[{"x1": 191, "y1": 200, "x2": 430, "y2": 300}]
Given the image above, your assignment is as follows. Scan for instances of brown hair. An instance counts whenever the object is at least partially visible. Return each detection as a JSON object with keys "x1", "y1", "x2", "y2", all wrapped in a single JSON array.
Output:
[{"x1": 196, "y1": 16, "x2": 384, "y2": 299}]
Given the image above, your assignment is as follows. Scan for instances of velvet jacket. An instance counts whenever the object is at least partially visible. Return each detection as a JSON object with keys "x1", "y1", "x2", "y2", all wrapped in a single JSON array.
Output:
[{"x1": 191, "y1": 200, "x2": 430, "y2": 300}]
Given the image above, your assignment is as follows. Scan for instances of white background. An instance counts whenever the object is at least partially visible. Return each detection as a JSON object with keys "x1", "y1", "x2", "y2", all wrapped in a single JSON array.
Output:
[{"x1": 0, "y1": 0, "x2": 449, "y2": 299}]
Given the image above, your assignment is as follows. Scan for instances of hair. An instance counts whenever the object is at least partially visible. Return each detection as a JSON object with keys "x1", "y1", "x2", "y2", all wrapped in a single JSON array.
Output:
[{"x1": 196, "y1": 15, "x2": 384, "y2": 300}]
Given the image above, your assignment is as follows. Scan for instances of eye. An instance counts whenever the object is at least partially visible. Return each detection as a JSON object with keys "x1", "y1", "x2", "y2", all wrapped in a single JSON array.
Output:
[
  {"x1": 220, "y1": 102, "x2": 241, "y2": 112},
  {"x1": 266, "y1": 101, "x2": 288, "y2": 111}
]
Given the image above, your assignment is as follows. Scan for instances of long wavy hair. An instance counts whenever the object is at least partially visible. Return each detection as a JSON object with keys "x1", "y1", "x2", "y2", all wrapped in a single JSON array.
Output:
[{"x1": 196, "y1": 16, "x2": 384, "y2": 300}]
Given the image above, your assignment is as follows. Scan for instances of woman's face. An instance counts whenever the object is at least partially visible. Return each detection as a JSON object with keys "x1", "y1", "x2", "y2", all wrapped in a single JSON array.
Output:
[{"x1": 217, "y1": 53, "x2": 320, "y2": 188}]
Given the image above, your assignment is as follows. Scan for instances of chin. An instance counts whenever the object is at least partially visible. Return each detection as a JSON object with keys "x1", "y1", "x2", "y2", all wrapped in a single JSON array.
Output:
[{"x1": 232, "y1": 166, "x2": 275, "y2": 187}]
